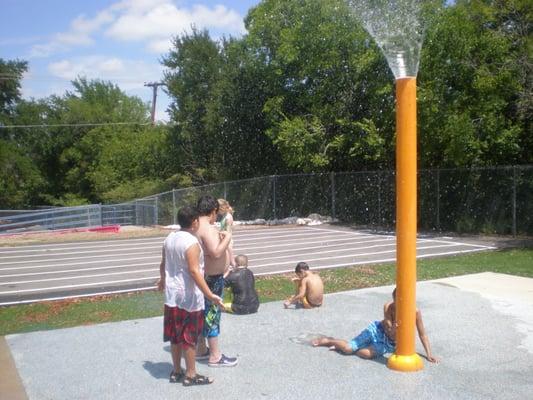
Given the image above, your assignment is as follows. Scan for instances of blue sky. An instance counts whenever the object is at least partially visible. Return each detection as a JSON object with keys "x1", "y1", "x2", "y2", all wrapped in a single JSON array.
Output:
[{"x1": 1, "y1": 0, "x2": 261, "y2": 122}]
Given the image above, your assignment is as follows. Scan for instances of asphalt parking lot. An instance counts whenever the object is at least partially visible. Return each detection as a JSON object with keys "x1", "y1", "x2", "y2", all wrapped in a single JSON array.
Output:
[{"x1": 0, "y1": 225, "x2": 495, "y2": 305}]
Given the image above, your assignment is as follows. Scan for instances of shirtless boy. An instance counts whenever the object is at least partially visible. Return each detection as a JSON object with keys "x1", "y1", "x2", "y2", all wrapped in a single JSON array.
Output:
[
  {"x1": 283, "y1": 262, "x2": 324, "y2": 309},
  {"x1": 195, "y1": 195, "x2": 238, "y2": 367},
  {"x1": 312, "y1": 288, "x2": 439, "y2": 363}
]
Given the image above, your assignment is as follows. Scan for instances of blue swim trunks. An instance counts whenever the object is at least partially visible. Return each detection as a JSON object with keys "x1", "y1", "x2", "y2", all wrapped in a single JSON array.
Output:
[
  {"x1": 202, "y1": 274, "x2": 225, "y2": 338},
  {"x1": 349, "y1": 321, "x2": 395, "y2": 356}
]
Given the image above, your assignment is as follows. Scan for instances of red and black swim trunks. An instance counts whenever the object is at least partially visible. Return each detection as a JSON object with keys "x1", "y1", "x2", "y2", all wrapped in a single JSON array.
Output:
[{"x1": 163, "y1": 305, "x2": 204, "y2": 347}]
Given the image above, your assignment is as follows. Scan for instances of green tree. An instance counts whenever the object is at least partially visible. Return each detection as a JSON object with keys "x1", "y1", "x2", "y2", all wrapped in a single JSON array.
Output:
[
  {"x1": 163, "y1": 27, "x2": 223, "y2": 177},
  {"x1": 212, "y1": 37, "x2": 286, "y2": 178},
  {"x1": 418, "y1": 0, "x2": 527, "y2": 167},
  {"x1": 245, "y1": 0, "x2": 394, "y2": 172},
  {"x1": 87, "y1": 125, "x2": 173, "y2": 203},
  {"x1": 48, "y1": 78, "x2": 150, "y2": 204},
  {"x1": 0, "y1": 59, "x2": 47, "y2": 208},
  {"x1": 0, "y1": 58, "x2": 27, "y2": 126},
  {"x1": 0, "y1": 140, "x2": 44, "y2": 208}
]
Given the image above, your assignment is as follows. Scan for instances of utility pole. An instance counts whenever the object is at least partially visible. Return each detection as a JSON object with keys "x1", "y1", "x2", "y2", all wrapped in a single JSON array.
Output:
[{"x1": 144, "y1": 82, "x2": 165, "y2": 125}]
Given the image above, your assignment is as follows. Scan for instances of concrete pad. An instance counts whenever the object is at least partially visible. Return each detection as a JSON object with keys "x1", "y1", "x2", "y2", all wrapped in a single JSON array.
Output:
[
  {"x1": 5, "y1": 277, "x2": 533, "y2": 400},
  {"x1": 434, "y1": 272, "x2": 533, "y2": 354}
]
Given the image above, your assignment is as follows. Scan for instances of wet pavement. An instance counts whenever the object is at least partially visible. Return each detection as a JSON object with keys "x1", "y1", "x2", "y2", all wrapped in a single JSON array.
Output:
[{"x1": 4, "y1": 273, "x2": 533, "y2": 400}]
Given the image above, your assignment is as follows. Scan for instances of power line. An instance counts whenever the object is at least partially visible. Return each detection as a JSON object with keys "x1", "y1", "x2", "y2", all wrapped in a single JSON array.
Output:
[
  {"x1": 0, "y1": 122, "x2": 153, "y2": 129},
  {"x1": 0, "y1": 73, "x2": 164, "y2": 84}
]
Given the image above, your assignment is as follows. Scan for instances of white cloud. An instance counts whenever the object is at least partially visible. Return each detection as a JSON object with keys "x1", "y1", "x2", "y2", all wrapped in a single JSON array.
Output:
[
  {"x1": 29, "y1": 42, "x2": 64, "y2": 58},
  {"x1": 51, "y1": 10, "x2": 114, "y2": 47},
  {"x1": 29, "y1": 1, "x2": 246, "y2": 58},
  {"x1": 47, "y1": 56, "x2": 163, "y2": 91},
  {"x1": 70, "y1": 10, "x2": 114, "y2": 34},
  {"x1": 105, "y1": 1, "x2": 245, "y2": 52},
  {"x1": 29, "y1": 10, "x2": 114, "y2": 57},
  {"x1": 111, "y1": 0, "x2": 171, "y2": 14},
  {"x1": 147, "y1": 38, "x2": 174, "y2": 54},
  {"x1": 54, "y1": 31, "x2": 94, "y2": 46}
]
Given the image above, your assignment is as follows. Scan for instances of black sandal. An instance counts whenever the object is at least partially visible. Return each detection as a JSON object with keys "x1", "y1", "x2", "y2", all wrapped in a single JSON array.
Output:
[
  {"x1": 169, "y1": 370, "x2": 185, "y2": 383},
  {"x1": 182, "y1": 374, "x2": 214, "y2": 386}
]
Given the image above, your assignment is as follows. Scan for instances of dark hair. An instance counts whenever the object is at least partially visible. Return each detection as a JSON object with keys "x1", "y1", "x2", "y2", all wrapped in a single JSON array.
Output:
[
  {"x1": 177, "y1": 206, "x2": 199, "y2": 229},
  {"x1": 196, "y1": 195, "x2": 219, "y2": 216},
  {"x1": 295, "y1": 262, "x2": 309, "y2": 273}
]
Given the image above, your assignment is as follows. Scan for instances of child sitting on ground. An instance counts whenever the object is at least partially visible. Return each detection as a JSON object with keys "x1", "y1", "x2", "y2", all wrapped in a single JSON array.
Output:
[
  {"x1": 311, "y1": 288, "x2": 439, "y2": 363},
  {"x1": 223, "y1": 254, "x2": 260, "y2": 314},
  {"x1": 284, "y1": 262, "x2": 324, "y2": 309},
  {"x1": 218, "y1": 198, "x2": 235, "y2": 267}
]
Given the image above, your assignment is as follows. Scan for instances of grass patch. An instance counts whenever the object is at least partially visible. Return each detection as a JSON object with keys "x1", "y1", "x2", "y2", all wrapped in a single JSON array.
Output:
[{"x1": 1, "y1": 248, "x2": 532, "y2": 336}]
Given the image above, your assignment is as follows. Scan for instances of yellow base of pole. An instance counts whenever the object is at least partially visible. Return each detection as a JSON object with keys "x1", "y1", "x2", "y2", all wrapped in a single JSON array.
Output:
[{"x1": 387, "y1": 353, "x2": 424, "y2": 372}]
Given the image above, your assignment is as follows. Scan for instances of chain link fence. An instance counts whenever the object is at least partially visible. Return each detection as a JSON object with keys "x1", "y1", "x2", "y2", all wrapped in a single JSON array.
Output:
[{"x1": 1, "y1": 165, "x2": 531, "y2": 235}]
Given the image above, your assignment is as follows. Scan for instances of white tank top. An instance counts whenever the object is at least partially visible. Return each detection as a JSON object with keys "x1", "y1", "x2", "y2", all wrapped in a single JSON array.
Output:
[{"x1": 163, "y1": 231, "x2": 205, "y2": 311}]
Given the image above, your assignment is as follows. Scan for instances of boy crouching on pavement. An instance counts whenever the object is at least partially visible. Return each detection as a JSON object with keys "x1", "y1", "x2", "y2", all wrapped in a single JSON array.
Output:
[{"x1": 157, "y1": 206, "x2": 224, "y2": 386}]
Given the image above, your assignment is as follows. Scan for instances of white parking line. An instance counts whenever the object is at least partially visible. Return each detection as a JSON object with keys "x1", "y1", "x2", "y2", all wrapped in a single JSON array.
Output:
[
  {"x1": 254, "y1": 247, "x2": 494, "y2": 276},
  {"x1": 0, "y1": 286, "x2": 158, "y2": 306},
  {"x1": 0, "y1": 226, "x2": 496, "y2": 305},
  {"x1": 0, "y1": 236, "x2": 163, "y2": 250},
  {"x1": 234, "y1": 230, "x2": 353, "y2": 242},
  {"x1": 0, "y1": 229, "x2": 356, "y2": 259},
  {"x1": 1, "y1": 242, "x2": 485, "y2": 287},
  {"x1": 234, "y1": 234, "x2": 381, "y2": 252},
  {"x1": 239, "y1": 237, "x2": 396, "y2": 257},
  {"x1": 248, "y1": 243, "x2": 478, "y2": 268},
  {"x1": 0, "y1": 255, "x2": 158, "y2": 271},
  {"x1": 0, "y1": 249, "x2": 159, "y2": 265},
  {"x1": 0, "y1": 263, "x2": 157, "y2": 278},
  {"x1": 0, "y1": 268, "x2": 157, "y2": 286},
  {"x1": 0, "y1": 276, "x2": 159, "y2": 294}
]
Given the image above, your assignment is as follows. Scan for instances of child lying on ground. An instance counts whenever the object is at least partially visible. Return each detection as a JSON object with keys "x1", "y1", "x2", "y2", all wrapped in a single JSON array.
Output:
[{"x1": 312, "y1": 288, "x2": 439, "y2": 363}]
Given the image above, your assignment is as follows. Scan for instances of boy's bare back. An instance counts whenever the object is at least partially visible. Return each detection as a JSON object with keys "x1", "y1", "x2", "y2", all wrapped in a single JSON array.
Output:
[{"x1": 303, "y1": 273, "x2": 324, "y2": 306}]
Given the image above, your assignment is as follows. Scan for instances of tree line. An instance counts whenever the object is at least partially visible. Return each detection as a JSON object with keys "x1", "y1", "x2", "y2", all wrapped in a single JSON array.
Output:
[{"x1": 1, "y1": 0, "x2": 531, "y2": 209}]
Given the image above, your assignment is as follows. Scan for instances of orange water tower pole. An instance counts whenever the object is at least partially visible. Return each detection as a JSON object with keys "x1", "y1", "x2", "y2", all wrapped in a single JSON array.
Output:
[{"x1": 386, "y1": 76, "x2": 424, "y2": 372}]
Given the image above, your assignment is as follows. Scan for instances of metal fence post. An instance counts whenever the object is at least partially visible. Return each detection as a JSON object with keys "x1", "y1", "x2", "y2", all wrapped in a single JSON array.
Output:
[
  {"x1": 154, "y1": 196, "x2": 159, "y2": 226},
  {"x1": 330, "y1": 172, "x2": 336, "y2": 220},
  {"x1": 272, "y1": 175, "x2": 277, "y2": 220},
  {"x1": 512, "y1": 166, "x2": 517, "y2": 237},
  {"x1": 224, "y1": 181, "x2": 227, "y2": 199},
  {"x1": 135, "y1": 200, "x2": 139, "y2": 225},
  {"x1": 436, "y1": 169, "x2": 441, "y2": 231},
  {"x1": 377, "y1": 172, "x2": 381, "y2": 226},
  {"x1": 172, "y1": 189, "x2": 176, "y2": 225},
  {"x1": 99, "y1": 203, "x2": 103, "y2": 226}
]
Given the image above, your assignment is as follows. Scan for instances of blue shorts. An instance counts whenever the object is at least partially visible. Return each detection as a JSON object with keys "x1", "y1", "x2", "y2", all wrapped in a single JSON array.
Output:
[
  {"x1": 349, "y1": 321, "x2": 395, "y2": 356},
  {"x1": 202, "y1": 274, "x2": 225, "y2": 338}
]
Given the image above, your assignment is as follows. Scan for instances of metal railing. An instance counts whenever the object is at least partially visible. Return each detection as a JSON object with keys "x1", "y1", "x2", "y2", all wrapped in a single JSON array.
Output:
[{"x1": 1, "y1": 165, "x2": 531, "y2": 236}]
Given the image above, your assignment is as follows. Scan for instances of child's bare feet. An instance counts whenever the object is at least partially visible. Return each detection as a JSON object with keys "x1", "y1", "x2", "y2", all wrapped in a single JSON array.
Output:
[{"x1": 311, "y1": 337, "x2": 330, "y2": 347}]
